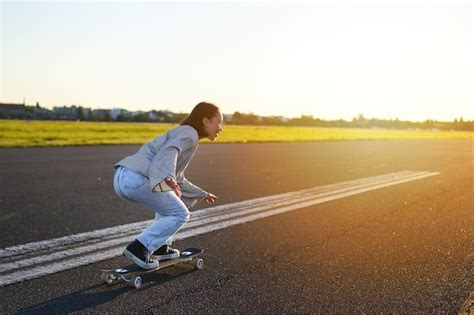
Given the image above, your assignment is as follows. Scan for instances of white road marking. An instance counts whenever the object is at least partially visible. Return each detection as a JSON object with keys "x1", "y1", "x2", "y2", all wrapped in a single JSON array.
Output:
[
  {"x1": 0, "y1": 170, "x2": 417, "y2": 259},
  {"x1": 0, "y1": 171, "x2": 439, "y2": 286},
  {"x1": 0, "y1": 171, "x2": 428, "y2": 272},
  {"x1": 458, "y1": 291, "x2": 474, "y2": 314}
]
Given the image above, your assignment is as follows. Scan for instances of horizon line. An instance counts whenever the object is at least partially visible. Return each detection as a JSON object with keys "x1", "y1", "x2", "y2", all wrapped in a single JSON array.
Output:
[{"x1": 1, "y1": 100, "x2": 472, "y2": 123}]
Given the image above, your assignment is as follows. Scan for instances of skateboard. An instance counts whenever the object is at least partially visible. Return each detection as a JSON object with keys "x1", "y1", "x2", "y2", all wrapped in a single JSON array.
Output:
[{"x1": 100, "y1": 247, "x2": 204, "y2": 288}]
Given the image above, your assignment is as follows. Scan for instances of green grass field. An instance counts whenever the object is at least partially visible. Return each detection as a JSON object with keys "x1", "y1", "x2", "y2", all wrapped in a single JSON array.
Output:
[{"x1": 0, "y1": 119, "x2": 472, "y2": 148}]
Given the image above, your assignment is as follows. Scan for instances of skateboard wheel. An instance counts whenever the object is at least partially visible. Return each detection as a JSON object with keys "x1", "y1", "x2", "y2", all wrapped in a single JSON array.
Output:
[
  {"x1": 101, "y1": 272, "x2": 115, "y2": 284},
  {"x1": 195, "y1": 258, "x2": 204, "y2": 270},
  {"x1": 130, "y1": 275, "x2": 142, "y2": 289}
]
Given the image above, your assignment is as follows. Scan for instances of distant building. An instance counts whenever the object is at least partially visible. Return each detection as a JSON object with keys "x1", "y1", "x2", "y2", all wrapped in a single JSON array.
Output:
[
  {"x1": 53, "y1": 106, "x2": 78, "y2": 120},
  {"x1": 0, "y1": 103, "x2": 26, "y2": 118},
  {"x1": 28, "y1": 103, "x2": 53, "y2": 119},
  {"x1": 131, "y1": 111, "x2": 145, "y2": 117},
  {"x1": 162, "y1": 110, "x2": 174, "y2": 121},
  {"x1": 81, "y1": 107, "x2": 91, "y2": 120},
  {"x1": 92, "y1": 109, "x2": 112, "y2": 120},
  {"x1": 111, "y1": 108, "x2": 122, "y2": 120},
  {"x1": 111, "y1": 108, "x2": 130, "y2": 120},
  {"x1": 149, "y1": 110, "x2": 173, "y2": 122},
  {"x1": 148, "y1": 110, "x2": 159, "y2": 121}
]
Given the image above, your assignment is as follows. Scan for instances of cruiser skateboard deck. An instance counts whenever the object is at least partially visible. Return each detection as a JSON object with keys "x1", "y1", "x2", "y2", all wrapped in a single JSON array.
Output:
[{"x1": 100, "y1": 247, "x2": 203, "y2": 288}]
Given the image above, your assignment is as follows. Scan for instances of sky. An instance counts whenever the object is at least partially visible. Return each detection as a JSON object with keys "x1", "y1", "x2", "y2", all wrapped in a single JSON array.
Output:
[{"x1": 1, "y1": 1, "x2": 472, "y2": 121}]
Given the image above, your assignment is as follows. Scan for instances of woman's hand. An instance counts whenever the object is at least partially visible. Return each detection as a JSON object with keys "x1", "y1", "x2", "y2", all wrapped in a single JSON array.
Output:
[
  {"x1": 165, "y1": 177, "x2": 182, "y2": 198},
  {"x1": 204, "y1": 193, "x2": 218, "y2": 204}
]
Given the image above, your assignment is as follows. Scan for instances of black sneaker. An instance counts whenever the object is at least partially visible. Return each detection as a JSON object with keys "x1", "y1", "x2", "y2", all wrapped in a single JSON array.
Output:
[
  {"x1": 150, "y1": 245, "x2": 180, "y2": 260},
  {"x1": 123, "y1": 239, "x2": 158, "y2": 269}
]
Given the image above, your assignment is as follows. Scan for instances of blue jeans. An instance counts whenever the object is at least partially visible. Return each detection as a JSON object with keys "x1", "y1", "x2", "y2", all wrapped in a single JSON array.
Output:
[{"x1": 113, "y1": 166, "x2": 190, "y2": 253}]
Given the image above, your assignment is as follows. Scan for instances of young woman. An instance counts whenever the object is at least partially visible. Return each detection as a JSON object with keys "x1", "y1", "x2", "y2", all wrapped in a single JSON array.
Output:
[{"x1": 113, "y1": 102, "x2": 222, "y2": 269}]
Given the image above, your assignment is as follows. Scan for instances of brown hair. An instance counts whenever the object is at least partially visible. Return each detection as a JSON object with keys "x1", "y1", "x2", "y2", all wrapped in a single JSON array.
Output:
[{"x1": 181, "y1": 102, "x2": 220, "y2": 138}]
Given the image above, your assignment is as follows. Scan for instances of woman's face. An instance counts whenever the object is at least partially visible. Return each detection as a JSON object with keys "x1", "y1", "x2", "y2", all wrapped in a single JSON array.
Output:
[{"x1": 203, "y1": 111, "x2": 224, "y2": 141}]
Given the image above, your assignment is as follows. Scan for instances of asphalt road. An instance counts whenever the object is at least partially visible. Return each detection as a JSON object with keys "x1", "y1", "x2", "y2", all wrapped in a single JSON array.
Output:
[{"x1": 0, "y1": 140, "x2": 472, "y2": 313}]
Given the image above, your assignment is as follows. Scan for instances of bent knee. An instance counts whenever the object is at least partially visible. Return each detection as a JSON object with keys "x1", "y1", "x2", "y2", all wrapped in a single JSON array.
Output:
[{"x1": 177, "y1": 210, "x2": 190, "y2": 224}]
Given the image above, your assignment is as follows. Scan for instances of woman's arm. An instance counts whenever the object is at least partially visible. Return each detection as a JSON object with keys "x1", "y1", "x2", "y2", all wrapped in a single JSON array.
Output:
[
  {"x1": 180, "y1": 177, "x2": 218, "y2": 205},
  {"x1": 180, "y1": 177, "x2": 207, "y2": 197}
]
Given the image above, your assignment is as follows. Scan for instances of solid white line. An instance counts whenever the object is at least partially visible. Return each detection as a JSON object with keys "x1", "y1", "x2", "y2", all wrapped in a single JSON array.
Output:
[
  {"x1": 189, "y1": 171, "x2": 419, "y2": 220},
  {"x1": 0, "y1": 171, "x2": 439, "y2": 286},
  {"x1": 0, "y1": 247, "x2": 125, "y2": 287},
  {"x1": 174, "y1": 172, "x2": 442, "y2": 241},
  {"x1": 0, "y1": 171, "x2": 419, "y2": 259},
  {"x1": 0, "y1": 220, "x2": 153, "y2": 259},
  {"x1": 185, "y1": 171, "x2": 437, "y2": 225},
  {"x1": 0, "y1": 173, "x2": 430, "y2": 272},
  {"x1": 0, "y1": 171, "x2": 427, "y2": 272}
]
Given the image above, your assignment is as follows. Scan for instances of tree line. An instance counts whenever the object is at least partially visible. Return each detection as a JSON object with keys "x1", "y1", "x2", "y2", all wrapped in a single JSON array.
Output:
[{"x1": 230, "y1": 112, "x2": 473, "y2": 131}]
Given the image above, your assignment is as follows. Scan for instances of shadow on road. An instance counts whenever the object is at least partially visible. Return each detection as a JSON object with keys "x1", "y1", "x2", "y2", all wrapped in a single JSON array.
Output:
[
  {"x1": 16, "y1": 283, "x2": 128, "y2": 314},
  {"x1": 16, "y1": 268, "x2": 197, "y2": 314}
]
